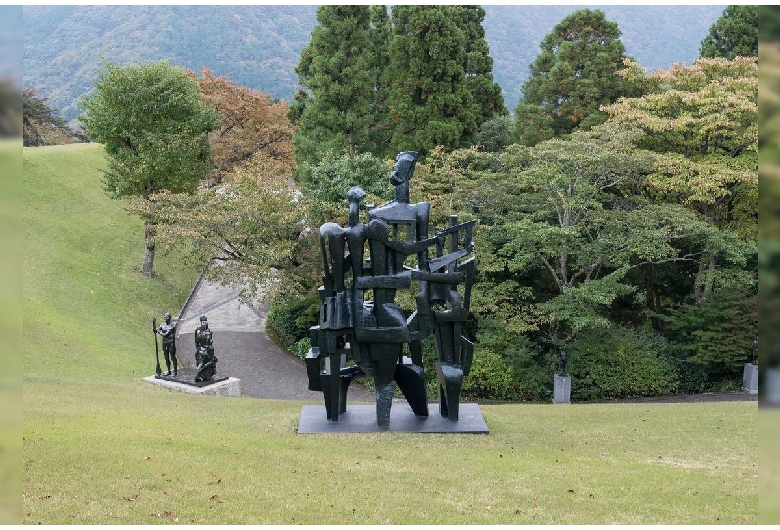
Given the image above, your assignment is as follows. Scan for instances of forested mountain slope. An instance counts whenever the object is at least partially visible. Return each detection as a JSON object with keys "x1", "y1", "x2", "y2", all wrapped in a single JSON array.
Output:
[{"x1": 23, "y1": 5, "x2": 722, "y2": 121}]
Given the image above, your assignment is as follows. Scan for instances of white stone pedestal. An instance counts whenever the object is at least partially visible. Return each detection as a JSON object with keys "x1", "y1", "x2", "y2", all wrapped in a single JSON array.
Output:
[
  {"x1": 144, "y1": 375, "x2": 241, "y2": 397},
  {"x1": 742, "y1": 363, "x2": 758, "y2": 394},
  {"x1": 553, "y1": 374, "x2": 571, "y2": 404}
]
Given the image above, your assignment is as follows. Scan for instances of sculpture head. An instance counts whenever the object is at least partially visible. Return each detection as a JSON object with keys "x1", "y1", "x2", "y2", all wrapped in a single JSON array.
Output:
[
  {"x1": 347, "y1": 185, "x2": 366, "y2": 203},
  {"x1": 390, "y1": 151, "x2": 418, "y2": 204},
  {"x1": 390, "y1": 151, "x2": 418, "y2": 186},
  {"x1": 164, "y1": 312, "x2": 172, "y2": 323},
  {"x1": 200, "y1": 315, "x2": 208, "y2": 329}
]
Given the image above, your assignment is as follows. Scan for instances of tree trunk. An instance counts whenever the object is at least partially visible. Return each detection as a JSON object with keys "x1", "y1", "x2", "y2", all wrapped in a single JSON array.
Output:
[
  {"x1": 694, "y1": 251, "x2": 716, "y2": 306},
  {"x1": 141, "y1": 221, "x2": 156, "y2": 277},
  {"x1": 645, "y1": 263, "x2": 661, "y2": 331}
]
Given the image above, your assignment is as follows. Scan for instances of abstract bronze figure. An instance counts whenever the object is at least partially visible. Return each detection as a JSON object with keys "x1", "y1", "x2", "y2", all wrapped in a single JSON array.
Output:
[{"x1": 306, "y1": 151, "x2": 476, "y2": 428}]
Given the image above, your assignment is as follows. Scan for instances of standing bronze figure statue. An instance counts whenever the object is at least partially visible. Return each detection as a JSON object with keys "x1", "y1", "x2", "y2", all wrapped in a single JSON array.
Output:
[
  {"x1": 194, "y1": 315, "x2": 217, "y2": 382},
  {"x1": 154, "y1": 312, "x2": 178, "y2": 376},
  {"x1": 306, "y1": 151, "x2": 476, "y2": 428}
]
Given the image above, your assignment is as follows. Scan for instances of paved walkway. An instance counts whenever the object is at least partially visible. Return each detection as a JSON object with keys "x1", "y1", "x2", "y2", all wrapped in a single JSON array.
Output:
[{"x1": 174, "y1": 278, "x2": 374, "y2": 402}]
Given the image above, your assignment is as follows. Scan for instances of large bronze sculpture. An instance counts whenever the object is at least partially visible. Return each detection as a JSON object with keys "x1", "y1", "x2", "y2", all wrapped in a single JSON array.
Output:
[{"x1": 306, "y1": 151, "x2": 476, "y2": 428}]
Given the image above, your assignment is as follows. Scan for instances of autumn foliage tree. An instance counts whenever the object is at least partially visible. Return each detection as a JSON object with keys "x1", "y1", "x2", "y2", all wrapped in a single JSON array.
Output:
[
  {"x1": 196, "y1": 69, "x2": 295, "y2": 185},
  {"x1": 605, "y1": 57, "x2": 758, "y2": 303},
  {"x1": 129, "y1": 71, "x2": 306, "y2": 299}
]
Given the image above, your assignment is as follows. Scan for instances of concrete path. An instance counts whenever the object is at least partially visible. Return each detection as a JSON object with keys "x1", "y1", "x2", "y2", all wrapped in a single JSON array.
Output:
[{"x1": 174, "y1": 278, "x2": 375, "y2": 402}]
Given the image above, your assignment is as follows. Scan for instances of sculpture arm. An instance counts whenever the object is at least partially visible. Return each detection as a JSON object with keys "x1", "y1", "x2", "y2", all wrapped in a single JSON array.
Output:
[{"x1": 366, "y1": 219, "x2": 442, "y2": 255}]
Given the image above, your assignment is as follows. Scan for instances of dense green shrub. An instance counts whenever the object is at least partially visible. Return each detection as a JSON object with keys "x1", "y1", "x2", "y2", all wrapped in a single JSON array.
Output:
[
  {"x1": 473, "y1": 318, "x2": 552, "y2": 401},
  {"x1": 266, "y1": 291, "x2": 320, "y2": 354},
  {"x1": 461, "y1": 348, "x2": 516, "y2": 401},
  {"x1": 568, "y1": 326, "x2": 680, "y2": 401},
  {"x1": 659, "y1": 288, "x2": 757, "y2": 391},
  {"x1": 509, "y1": 348, "x2": 554, "y2": 402}
]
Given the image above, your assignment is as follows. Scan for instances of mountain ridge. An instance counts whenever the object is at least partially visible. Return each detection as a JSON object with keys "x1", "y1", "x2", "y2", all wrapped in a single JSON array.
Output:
[{"x1": 23, "y1": 5, "x2": 723, "y2": 121}]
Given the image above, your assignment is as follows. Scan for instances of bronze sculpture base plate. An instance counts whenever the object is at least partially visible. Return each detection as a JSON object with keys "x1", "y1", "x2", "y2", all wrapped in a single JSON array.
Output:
[
  {"x1": 155, "y1": 367, "x2": 228, "y2": 388},
  {"x1": 297, "y1": 402, "x2": 489, "y2": 434}
]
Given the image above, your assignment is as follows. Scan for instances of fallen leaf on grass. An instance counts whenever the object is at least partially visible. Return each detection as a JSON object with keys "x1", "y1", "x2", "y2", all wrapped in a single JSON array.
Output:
[
  {"x1": 210, "y1": 494, "x2": 219, "y2": 500},
  {"x1": 124, "y1": 494, "x2": 139, "y2": 502}
]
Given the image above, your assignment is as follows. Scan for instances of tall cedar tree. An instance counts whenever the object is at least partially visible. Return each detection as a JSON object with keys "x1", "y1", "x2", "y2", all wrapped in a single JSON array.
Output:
[
  {"x1": 289, "y1": 6, "x2": 381, "y2": 168},
  {"x1": 388, "y1": 5, "x2": 505, "y2": 155},
  {"x1": 699, "y1": 5, "x2": 758, "y2": 60},
  {"x1": 460, "y1": 6, "x2": 507, "y2": 125},
  {"x1": 515, "y1": 9, "x2": 634, "y2": 146},
  {"x1": 367, "y1": 5, "x2": 393, "y2": 158},
  {"x1": 79, "y1": 60, "x2": 220, "y2": 277}
]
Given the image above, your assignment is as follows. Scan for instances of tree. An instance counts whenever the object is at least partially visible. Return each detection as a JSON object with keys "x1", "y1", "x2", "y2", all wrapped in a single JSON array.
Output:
[
  {"x1": 137, "y1": 156, "x2": 313, "y2": 301},
  {"x1": 289, "y1": 6, "x2": 383, "y2": 166},
  {"x1": 758, "y1": 6, "x2": 780, "y2": 42},
  {"x1": 458, "y1": 6, "x2": 507, "y2": 128},
  {"x1": 387, "y1": 5, "x2": 505, "y2": 155},
  {"x1": 297, "y1": 150, "x2": 391, "y2": 226},
  {"x1": 699, "y1": 5, "x2": 757, "y2": 60},
  {"x1": 0, "y1": 81, "x2": 22, "y2": 137},
  {"x1": 660, "y1": 286, "x2": 757, "y2": 389},
  {"x1": 79, "y1": 60, "x2": 221, "y2": 277},
  {"x1": 23, "y1": 87, "x2": 72, "y2": 146},
  {"x1": 516, "y1": 9, "x2": 635, "y2": 145},
  {"x1": 486, "y1": 125, "x2": 718, "y2": 347},
  {"x1": 196, "y1": 69, "x2": 295, "y2": 185},
  {"x1": 605, "y1": 57, "x2": 758, "y2": 303},
  {"x1": 408, "y1": 133, "x2": 725, "y2": 398},
  {"x1": 126, "y1": 78, "x2": 306, "y2": 300}
]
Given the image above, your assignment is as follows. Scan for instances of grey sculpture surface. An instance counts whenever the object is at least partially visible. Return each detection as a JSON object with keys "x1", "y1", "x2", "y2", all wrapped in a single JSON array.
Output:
[
  {"x1": 194, "y1": 315, "x2": 218, "y2": 382},
  {"x1": 155, "y1": 312, "x2": 178, "y2": 376},
  {"x1": 306, "y1": 151, "x2": 476, "y2": 428}
]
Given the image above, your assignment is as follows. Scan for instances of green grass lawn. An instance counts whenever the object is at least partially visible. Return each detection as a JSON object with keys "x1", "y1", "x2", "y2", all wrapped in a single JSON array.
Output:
[
  {"x1": 1, "y1": 138, "x2": 23, "y2": 524},
  {"x1": 23, "y1": 143, "x2": 758, "y2": 524}
]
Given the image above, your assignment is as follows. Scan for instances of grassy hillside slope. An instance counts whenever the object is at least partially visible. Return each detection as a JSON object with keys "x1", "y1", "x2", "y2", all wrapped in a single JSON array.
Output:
[
  {"x1": 23, "y1": 144, "x2": 757, "y2": 524},
  {"x1": 1, "y1": 139, "x2": 22, "y2": 524}
]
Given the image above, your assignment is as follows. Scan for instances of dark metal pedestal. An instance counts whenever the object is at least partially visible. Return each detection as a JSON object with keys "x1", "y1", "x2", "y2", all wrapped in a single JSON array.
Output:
[{"x1": 297, "y1": 402, "x2": 489, "y2": 434}]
